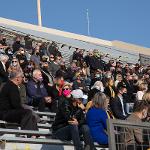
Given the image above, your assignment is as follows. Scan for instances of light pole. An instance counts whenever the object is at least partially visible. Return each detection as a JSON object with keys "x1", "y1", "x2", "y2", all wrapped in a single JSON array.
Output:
[
  {"x1": 86, "y1": 9, "x2": 90, "y2": 36},
  {"x1": 37, "y1": 0, "x2": 42, "y2": 26}
]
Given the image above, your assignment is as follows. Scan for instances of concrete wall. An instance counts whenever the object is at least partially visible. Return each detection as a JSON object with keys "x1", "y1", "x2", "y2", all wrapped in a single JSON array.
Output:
[{"x1": 112, "y1": 40, "x2": 150, "y2": 56}]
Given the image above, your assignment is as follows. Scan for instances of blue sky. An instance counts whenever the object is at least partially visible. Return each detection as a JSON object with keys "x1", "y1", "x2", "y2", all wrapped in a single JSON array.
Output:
[{"x1": 0, "y1": 0, "x2": 150, "y2": 48}]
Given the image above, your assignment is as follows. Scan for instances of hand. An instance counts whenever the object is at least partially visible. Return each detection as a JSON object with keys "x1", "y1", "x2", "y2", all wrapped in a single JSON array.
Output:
[
  {"x1": 79, "y1": 87, "x2": 83, "y2": 90},
  {"x1": 20, "y1": 60, "x2": 24, "y2": 64},
  {"x1": 48, "y1": 83, "x2": 53, "y2": 87},
  {"x1": 78, "y1": 103, "x2": 85, "y2": 110},
  {"x1": 68, "y1": 118, "x2": 78, "y2": 125},
  {"x1": 44, "y1": 97, "x2": 52, "y2": 103}
]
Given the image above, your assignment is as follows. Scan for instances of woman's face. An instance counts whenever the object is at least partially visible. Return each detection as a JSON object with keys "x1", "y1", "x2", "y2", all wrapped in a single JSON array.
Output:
[
  {"x1": 109, "y1": 80, "x2": 114, "y2": 86},
  {"x1": 12, "y1": 59, "x2": 19, "y2": 67},
  {"x1": 62, "y1": 86, "x2": 71, "y2": 97},
  {"x1": 63, "y1": 86, "x2": 70, "y2": 90}
]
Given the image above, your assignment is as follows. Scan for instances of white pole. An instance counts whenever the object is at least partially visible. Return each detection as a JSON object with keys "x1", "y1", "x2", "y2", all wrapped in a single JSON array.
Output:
[
  {"x1": 86, "y1": 9, "x2": 90, "y2": 36},
  {"x1": 37, "y1": 0, "x2": 42, "y2": 26}
]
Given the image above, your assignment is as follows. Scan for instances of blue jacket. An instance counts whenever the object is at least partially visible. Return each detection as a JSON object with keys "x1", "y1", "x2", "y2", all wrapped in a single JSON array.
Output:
[
  {"x1": 26, "y1": 79, "x2": 48, "y2": 103},
  {"x1": 86, "y1": 107, "x2": 108, "y2": 145}
]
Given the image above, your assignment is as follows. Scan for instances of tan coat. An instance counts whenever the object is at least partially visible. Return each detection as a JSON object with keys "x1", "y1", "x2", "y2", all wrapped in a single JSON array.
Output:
[{"x1": 124, "y1": 114, "x2": 143, "y2": 144}]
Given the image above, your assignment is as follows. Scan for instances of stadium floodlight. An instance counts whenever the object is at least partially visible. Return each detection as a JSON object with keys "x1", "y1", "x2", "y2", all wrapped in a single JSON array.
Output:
[{"x1": 37, "y1": 0, "x2": 42, "y2": 26}]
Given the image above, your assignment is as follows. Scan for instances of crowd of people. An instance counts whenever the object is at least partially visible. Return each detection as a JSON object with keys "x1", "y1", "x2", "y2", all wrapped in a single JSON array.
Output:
[{"x1": 0, "y1": 34, "x2": 150, "y2": 150}]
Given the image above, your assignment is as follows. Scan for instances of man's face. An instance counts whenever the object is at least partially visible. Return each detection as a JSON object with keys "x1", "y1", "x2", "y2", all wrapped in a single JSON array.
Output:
[
  {"x1": 119, "y1": 87, "x2": 127, "y2": 95},
  {"x1": 142, "y1": 108, "x2": 148, "y2": 119},
  {"x1": 122, "y1": 87, "x2": 127, "y2": 94},
  {"x1": 126, "y1": 75, "x2": 132, "y2": 81},
  {"x1": 56, "y1": 77, "x2": 64, "y2": 87},
  {"x1": 34, "y1": 71, "x2": 42, "y2": 80},
  {"x1": 49, "y1": 55, "x2": 54, "y2": 61},
  {"x1": 73, "y1": 98, "x2": 82, "y2": 106},
  {"x1": 16, "y1": 37, "x2": 20, "y2": 42},
  {"x1": 17, "y1": 75, "x2": 24, "y2": 85}
]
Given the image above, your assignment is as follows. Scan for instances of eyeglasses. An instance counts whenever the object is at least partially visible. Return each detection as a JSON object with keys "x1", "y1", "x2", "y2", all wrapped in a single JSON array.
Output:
[{"x1": 12, "y1": 61, "x2": 17, "y2": 63}]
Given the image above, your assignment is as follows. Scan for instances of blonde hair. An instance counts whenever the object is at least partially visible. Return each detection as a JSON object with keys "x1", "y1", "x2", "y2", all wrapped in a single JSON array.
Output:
[
  {"x1": 142, "y1": 92, "x2": 150, "y2": 103},
  {"x1": 138, "y1": 83, "x2": 148, "y2": 91},
  {"x1": 92, "y1": 92, "x2": 109, "y2": 109},
  {"x1": 106, "y1": 78, "x2": 114, "y2": 87}
]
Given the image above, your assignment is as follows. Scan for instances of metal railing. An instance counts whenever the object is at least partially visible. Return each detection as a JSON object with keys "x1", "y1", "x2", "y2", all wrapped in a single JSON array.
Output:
[{"x1": 107, "y1": 119, "x2": 150, "y2": 150}]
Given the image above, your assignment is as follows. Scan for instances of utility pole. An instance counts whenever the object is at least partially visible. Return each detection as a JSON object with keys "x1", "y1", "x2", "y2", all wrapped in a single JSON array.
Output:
[
  {"x1": 86, "y1": 9, "x2": 90, "y2": 36},
  {"x1": 37, "y1": 0, "x2": 42, "y2": 26}
]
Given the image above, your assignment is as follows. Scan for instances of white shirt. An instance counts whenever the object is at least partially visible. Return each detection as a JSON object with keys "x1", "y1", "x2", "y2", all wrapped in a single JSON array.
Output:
[
  {"x1": 118, "y1": 95, "x2": 126, "y2": 116},
  {"x1": 1, "y1": 61, "x2": 6, "y2": 71},
  {"x1": 136, "y1": 91, "x2": 144, "y2": 101}
]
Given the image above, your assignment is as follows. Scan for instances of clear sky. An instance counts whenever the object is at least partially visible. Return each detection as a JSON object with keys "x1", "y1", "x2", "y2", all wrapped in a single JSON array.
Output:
[{"x1": 0, "y1": 0, "x2": 150, "y2": 48}]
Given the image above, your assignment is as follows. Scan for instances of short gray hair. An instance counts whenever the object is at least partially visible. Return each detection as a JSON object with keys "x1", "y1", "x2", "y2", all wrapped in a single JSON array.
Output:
[
  {"x1": 9, "y1": 71, "x2": 24, "y2": 80},
  {"x1": 0, "y1": 54, "x2": 9, "y2": 62},
  {"x1": 32, "y1": 69, "x2": 41, "y2": 78}
]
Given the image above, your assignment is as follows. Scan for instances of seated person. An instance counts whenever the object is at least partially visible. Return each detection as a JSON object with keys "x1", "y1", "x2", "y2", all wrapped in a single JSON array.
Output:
[
  {"x1": 110, "y1": 85, "x2": 128, "y2": 120},
  {"x1": 26, "y1": 69, "x2": 51, "y2": 111},
  {"x1": 0, "y1": 54, "x2": 9, "y2": 84},
  {"x1": 124, "y1": 101, "x2": 149, "y2": 150},
  {"x1": 52, "y1": 89, "x2": 95, "y2": 150},
  {"x1": 72, "y1": 72, "x2": 88, "y2": 93},
  {"x1": 0, "y1": 71, "x2": 38, "y2": 131},
  {"x1": 86, "y1": 81, "x2": 104, "y2": 112},
  {"x1": 86, "y1": 92, "x2": 110, "y2": 145},
  {"x1": 47, "y1": 74, "x2": 64, "y2": 112}
]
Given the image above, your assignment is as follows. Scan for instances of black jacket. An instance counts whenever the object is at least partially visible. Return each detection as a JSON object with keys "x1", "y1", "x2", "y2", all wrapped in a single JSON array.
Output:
[
  {"x1": 110, "y1": 96, "x2": 128, "y2": 120},
  {"x1": 12, "y1": 41, "x2": 24, "y2": 53},
  {"x1": 52, "y1": 96, "x2": 85, "y2": 132},
  {"x1": 0, "y1": 80, "x2": 22, "y2": 111},
  {"x1": 88, "y1": 56, "x2": 104, "y2": 72},
  {"x1": 104, "y1": 86, "x2": 116, "y2": 100}
]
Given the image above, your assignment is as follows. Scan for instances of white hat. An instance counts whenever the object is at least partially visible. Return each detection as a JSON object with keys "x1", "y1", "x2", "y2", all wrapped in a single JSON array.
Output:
[{"x1": 71, "y1": 89, "x2": 84, "y2": 99}]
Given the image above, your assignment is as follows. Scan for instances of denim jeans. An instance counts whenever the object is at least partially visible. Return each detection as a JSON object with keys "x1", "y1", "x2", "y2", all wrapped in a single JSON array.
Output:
[{"x1": 53, "y1": 124, "x2": 95, "y2": 150}]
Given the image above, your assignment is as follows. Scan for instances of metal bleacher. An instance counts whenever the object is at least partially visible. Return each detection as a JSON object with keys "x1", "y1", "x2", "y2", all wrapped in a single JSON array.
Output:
[
  {"x1": 0, "y1": 19, "x2": 146, "y2": 150},
  {"x1": 0, "y1": 111, "x2": 109, "y2": 150},
  {"x1": 0, "y1": 22, "x2": 112, "y2": 149}
]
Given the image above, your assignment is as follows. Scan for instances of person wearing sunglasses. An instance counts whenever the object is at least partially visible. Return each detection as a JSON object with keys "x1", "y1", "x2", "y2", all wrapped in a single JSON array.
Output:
[
  {"x1": 52, "y1": 89, "x2": 96, "y2": 150},
  {"x1": 8, "y1": 58, "x2": 23, "y2": 74}
]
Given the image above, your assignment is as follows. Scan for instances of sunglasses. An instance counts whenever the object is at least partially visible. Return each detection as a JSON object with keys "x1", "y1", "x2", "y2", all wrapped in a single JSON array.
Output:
[
  {"x1": 12, "y1": 61, "x2": 17, "y2": 63},
  {"x1": 63, "y1": 88, "x2": 70, "y2": 90}
]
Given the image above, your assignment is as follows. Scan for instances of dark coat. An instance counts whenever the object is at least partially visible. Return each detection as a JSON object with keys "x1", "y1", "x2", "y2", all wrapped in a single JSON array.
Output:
[
  {"x1": 0, "y1": 80, "x2": 22, "y2": 111},
  {"x1": 12, "y1": 41, "x2": 24, "y2": 53},
  {"x1": 52, "y1": 96, "x2": 85, "y2": 132},
  {"x1": 0, "y1": 61, "x2": 8, "y2": 84},
  {"x1": 104, "y1": 86, "x2": 116, "y2": 100},
  {"x1": 110, "y1": 96, "x2": 128, "y2": 120}
]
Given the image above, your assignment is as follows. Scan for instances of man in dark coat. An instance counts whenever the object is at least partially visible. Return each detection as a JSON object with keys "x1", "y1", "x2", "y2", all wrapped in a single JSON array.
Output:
[
  {"x1": 0, "y1": 71, "x2": 38, "y2": 131},
  {"x1": 110, "y1": 85, "x2": 128, "y2": 120},
  {"x1": 0, "y1": 54, "x2": 9, "y2": 84},
  {"x1": 12, "y1": 37, "x2": 24, "y2": 53}
]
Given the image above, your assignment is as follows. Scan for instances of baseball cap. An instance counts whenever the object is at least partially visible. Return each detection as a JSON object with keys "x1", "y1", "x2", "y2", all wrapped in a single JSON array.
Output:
[{"x1": 71, "y1": 89, "x2": 84, "y2": 99}]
